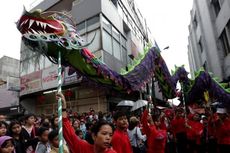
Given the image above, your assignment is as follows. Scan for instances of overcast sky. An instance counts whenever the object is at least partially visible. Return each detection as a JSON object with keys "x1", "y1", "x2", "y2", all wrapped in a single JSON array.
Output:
[{"x1": 0, "y1": 0, "x2": 193, "y2": 72}]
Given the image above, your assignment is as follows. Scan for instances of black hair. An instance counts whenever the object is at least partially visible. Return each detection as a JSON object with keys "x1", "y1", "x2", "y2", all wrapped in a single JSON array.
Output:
[
  {"x1": 48, "y1": 130, "x2": 58, "y2": 141},
  {"x1": 75, "y1": 129, "x2": 83, "y2": 136},
  {"x1": 128, "y1": 119, "x2": 139, "y2": 130},
  {"x1": 91, "y1": 119, "x2": 114, "y2": 136},
  {"x1": 113, "y1": 111, "x2": 127, "y2": 121},
  {"x1": 51, "y1": 115, "x2": 58, "y2": 130},
  {"x1": 37, "y1": 127, "x2": 49, "y2": 136},
  {"x1": 8, "y1": 120, "x2": 21, "y2": 134},
  {"x1": 0, "y1": 121, "x2": 8, "y2": 128},
  {"x1": 85, "y1": 122, "x2": 93, "y2": 130},
  {"x1": 1, "y1": 139, "x2": 14, "y2": 148},
  {"x1": 24, "y1": 113, "x2": 36, "y2": 121}
]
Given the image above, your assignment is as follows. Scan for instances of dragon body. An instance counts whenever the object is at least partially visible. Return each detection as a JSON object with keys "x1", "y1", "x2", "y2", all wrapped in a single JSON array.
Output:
[{"x1": 17, "y1": 10, "x2": 230, "y2": 107}]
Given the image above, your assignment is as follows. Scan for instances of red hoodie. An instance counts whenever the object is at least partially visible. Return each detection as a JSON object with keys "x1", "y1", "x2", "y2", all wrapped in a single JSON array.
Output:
[
  {"x1": 63, "y1": 117, "x2": 117, "y2": 153},
  {"x1": 216, "y1": 118, "x2": 230, "y2": 145},
  {"x1": 141, "y1": 110, "x2": 167, "y2": 153},
  {"x1": 171, "y1": 117, "x2": 186, "y2": 136},
  {"x1": 111, "y1": 129, "x2": 133, "y2": 153},
  {"x1": 186, "y1": 119, "x2": 203, "y2": 144}
]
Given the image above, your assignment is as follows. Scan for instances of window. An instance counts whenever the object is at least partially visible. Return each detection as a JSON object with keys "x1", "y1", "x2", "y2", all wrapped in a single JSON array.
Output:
[
  {"x1": 219, "y1": 28, "x2": 230, "y2": 56},
  {"x1": 102, "y1": 16, "x2": 112, "y2": 33},
  {"x1": 211, "y1": 0, "x2": 221, "y2": 17},
  {"x1": 112, "y1": 27, "x2": 120, "y2": 41},
  {"x1": 102, "y1": 30, "x2": 112, "y2": 55},
  {"x1": 113, "y1": 39, "x2": 121, "y2": 60},
  {"x1": 87, "y1": 15, "x2": 99, "y2": 31},
  {"x1": 121, "y1": 36, "x2": 127, "y2": 48},
  {"x1": 198, "y1": 39, "x2": 203, "y2": 53},
  {"x1": 87, "y1": 29, "x2": 101, "y2": 51},
  {"x1": 122, "y1": 47, "x2": 127, "y2": 63},
  {"x1": 87, "y1": 16, "x2": 99, "y2": 27},
  {"x1": 77, "y1": 22, "x2": 85, "y2": 31}
]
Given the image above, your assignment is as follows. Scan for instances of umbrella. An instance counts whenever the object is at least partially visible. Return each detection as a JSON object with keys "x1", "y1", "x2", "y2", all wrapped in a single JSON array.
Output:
[
  {"x1": 131, "y1": 100, "x2": 148, "y2": 111},
  {"x1": 117, "y1": 100, "x2": 134, "y2": 107}
]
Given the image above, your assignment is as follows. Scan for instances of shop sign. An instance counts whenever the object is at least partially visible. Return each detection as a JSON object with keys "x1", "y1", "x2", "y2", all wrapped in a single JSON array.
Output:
[
  {"x1": 20, "y1": 70, "x2": 42, "y2": 95},
  {"x1": 42, "y1": 65, "x2": 64, "y2": 90}
]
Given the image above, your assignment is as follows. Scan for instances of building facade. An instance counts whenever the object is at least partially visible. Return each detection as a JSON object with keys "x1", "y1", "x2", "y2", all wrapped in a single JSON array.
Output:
[
  {"x1": 20, "y1": 0, "x2": 154, "y2": 115},
  {"x1": 188, "y1": 0, "x2": 230, "y2": 83},
  {"x1": 0, "y1": 56, "x2": 20, "y2": 116}
]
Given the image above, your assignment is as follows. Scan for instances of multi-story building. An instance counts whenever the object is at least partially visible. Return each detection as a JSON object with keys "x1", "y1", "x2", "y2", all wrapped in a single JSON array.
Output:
[
  {"x1": 20, "y1": 0, "x2": 155, "y2": 115},
  {"x1": 0, "y1": 56, "x2": 20, "y2": 116},
  {"x1": 188, "y1": 0, "x2": 230, "y2": 84}
]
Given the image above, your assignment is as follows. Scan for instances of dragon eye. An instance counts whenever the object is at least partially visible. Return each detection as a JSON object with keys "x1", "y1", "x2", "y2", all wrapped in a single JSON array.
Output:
[
  {"x1": 41, "y1": 35, "x2": 47, "y2": 40},
  {"x1": 50, "y1": 35, "x2": 57, "y2": 39},
  {"x1": 29, "y1": 35, "x2": 37, "y2": 39}
]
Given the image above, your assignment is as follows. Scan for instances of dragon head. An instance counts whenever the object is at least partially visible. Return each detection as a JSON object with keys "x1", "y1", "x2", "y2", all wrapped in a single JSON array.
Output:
[
  {"x1": 17, "y1": 9, "x2": 90, "y2": 52},
  {"x1": 17, "y1": 9, "x2": 68, "y2": 41}
]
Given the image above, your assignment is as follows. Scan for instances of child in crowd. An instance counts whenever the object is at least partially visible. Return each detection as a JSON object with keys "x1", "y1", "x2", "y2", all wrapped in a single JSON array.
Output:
[
  {"x1": 35, "y1": 127, "x2": 50, "y2": 153},
  {"x1": 0, "y1": 121, "x2": 8, "y2": 137},
  {"x1": 48, "y1": 130, "x2": 69, "y2": 153},
  {"x1": 0, "y1": 136, "x2": 15, "y2": 153}
]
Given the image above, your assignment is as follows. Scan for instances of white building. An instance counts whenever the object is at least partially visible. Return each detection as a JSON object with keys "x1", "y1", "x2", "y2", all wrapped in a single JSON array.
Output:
[
  {"x1": 20, "y1": 0, "x2": 160, "y2": 115},
  {"x1": 188, "y1": 0, "x2": 230, "y2": 83},
  {"x1": 0, "y1": 56, "x2": 20, "y2": 116}
]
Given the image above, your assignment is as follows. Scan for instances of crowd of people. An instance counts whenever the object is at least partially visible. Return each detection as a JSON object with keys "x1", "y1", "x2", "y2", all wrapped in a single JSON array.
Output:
[{"x1": 0, "y1": 93, "x2": 230, "y2": 153}]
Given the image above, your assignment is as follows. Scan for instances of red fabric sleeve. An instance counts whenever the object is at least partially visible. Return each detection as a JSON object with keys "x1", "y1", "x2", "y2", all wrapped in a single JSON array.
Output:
[
  {"x1": 63, "y1": 117, "x2": 90, "y2": 153},
  {"x1": 141, "y1": 110, "x2": 151, "y2": 135}
]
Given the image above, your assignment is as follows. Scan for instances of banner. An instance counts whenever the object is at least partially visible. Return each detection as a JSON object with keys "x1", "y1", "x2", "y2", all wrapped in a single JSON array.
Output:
[
  {"x1": 42, "y1": 65, "x2": 64, "y2": 90},
  {"x1": 20, "y1": 70, "x2": 42, "y2": 95}
]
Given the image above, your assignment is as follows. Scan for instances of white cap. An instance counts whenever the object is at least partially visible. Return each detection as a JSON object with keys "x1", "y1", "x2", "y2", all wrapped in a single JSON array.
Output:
[{"x1": 217, "y1": 108, "x2": 227, "y2": 114}]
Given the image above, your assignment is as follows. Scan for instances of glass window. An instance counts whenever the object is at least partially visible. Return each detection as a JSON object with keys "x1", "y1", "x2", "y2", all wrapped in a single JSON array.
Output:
[
  {"x1": 122, "y1": 47, "x2": 127, "y2": 63},
  {"x1": 113, "y1": 39, "x2": 121, "y2": 60},
  {"x1": 112, "y1": 27, "x2": 120, "y2": 41},
  {"x1": 102, "y1": 30, "x2": 113, "y2": 55},
  {"x1": 87, "y1": 15, "x2": 99, "y2": 27},
  {"x1": 87, "y1": 29, "x2": 101, "y2": 51},
  {"x1": 102, "y1": 16, "x2": 112, "y2": 33},
  {"x1": 87, "y1": 15, "x2": 100, "y2": 31},
  {"x1": 77, "y1": 22, "x2": 85, "y2": 31},
  {"x1": 121, "y1": 36, "x2": 127, "y2": 48}
]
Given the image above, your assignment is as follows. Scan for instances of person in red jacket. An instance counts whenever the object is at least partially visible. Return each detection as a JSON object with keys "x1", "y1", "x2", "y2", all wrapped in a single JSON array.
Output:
[
  {"x1": 57, "y1": 93, "x2": 117, "y2": 153},
  {"x1": 111, "y1": 111, "x2": 133, "y2": 153},
  {"x1": 141, "y1": 109, "x2": 167, "y2": 153},
  {"x1": 215, "y1": 107, "x2": 230, "y2": 153},
  {"x1": 170, "y1": 108, "x2": 187, "y2": 153},
  {"x1": 186, "y1": 113, "x2": 203, "y2": 153}
]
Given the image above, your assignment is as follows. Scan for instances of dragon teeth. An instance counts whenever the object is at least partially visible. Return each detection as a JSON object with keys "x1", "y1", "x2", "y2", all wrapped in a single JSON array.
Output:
[
  {"x1": 31, "y1": 29, "x2": 38, "y2": 34},
  {"x1": 43, "y1": 23, "x2": 47, "y2": 29},
  {"x1": 47, "y1": 23, "x2": 62, "y2": 30},
  {"x1": 36, "y1": 21, "x2": 40, "y2": 26},
  {"x1": 28, "y1": 19, "x2": 34, "y2": 29}
]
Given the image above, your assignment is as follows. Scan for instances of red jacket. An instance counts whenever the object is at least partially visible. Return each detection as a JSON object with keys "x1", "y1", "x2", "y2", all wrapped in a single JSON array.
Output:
[
  {"x1": 171, "y1": 117, "x2": 186, "y2": 136},
  {"x1": 186, "y1": 120, "x2": 203, "y2": 144},
  {"x1": 63, "y1": 117, "x2": 117, "y2": 153},
  {"x1": 111, "y1": 129, "x2": 133, "y2": 153},
  {"x1": 216, "y1": 118, "x2": 230, "y2": 145},
  {"x1": 141, "y1": 110, "x2": 167, "y2": 153}
]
